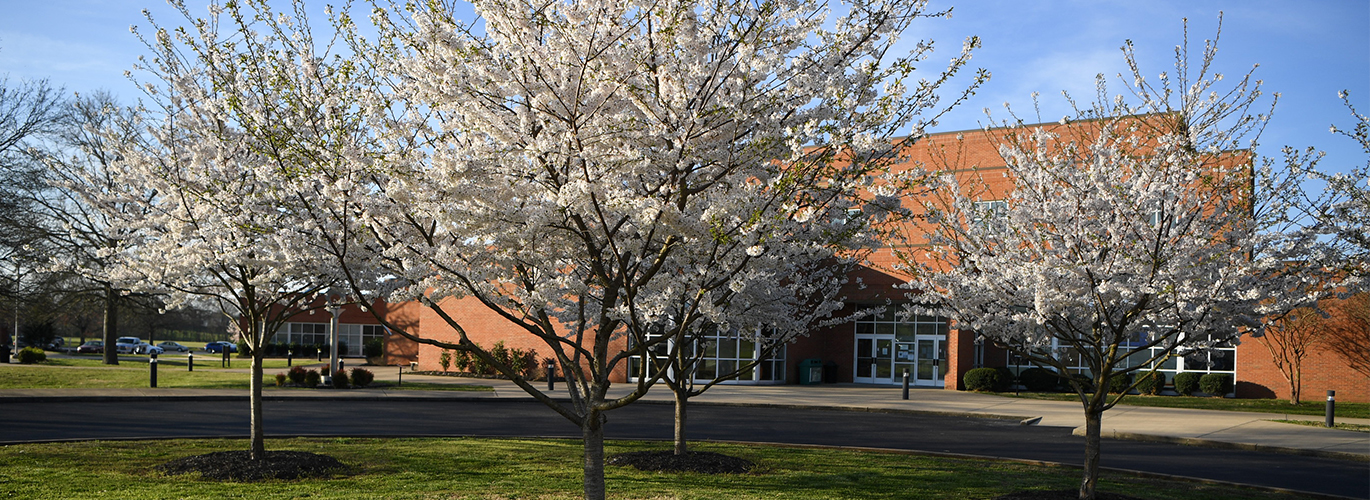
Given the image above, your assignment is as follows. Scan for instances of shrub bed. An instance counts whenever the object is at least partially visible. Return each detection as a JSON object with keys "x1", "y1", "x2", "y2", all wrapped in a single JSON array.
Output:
[
  {"x1": 1172, "y1": 372, "x2": 1201, "y2": 396},
  {"x1": 1199, "y1": 373, "x2": 1233, "y2": 396},
  {"x1": 1133, "y1": 371, "x2": 1165, "y2": 395},
  {"x1": 350, "y1": 368, "x2": 374, "y2": 387},
  {"x1": 1018, "y1": 367, "x2": 1061, "y2": 392},
  {"x1": 17, "y1": 347, "x2": 46, "y2": 364},
  {"x1": 964, "y1": 367, "x2": 1004, "y2": 392}
]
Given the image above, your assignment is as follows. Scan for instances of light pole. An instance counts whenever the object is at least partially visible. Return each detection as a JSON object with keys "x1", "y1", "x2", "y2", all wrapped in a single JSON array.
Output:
[{"x1": 326, "y1": 301, "x2": 342, "y2": 386}]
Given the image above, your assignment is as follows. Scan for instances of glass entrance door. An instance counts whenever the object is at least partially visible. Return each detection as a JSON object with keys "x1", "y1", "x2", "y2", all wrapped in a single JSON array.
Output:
[
  {"x1": 915, "y1": 337, "x2": 947, "y2": 386},
  {"x1": 854, "y1": 336, "x2": 895, "y2": 383}
]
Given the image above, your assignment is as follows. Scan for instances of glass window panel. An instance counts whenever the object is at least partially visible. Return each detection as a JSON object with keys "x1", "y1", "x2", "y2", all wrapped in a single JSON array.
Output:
[
  {"x1": 717, "y1": 359, "x2": 736, "y2": 376},
  {"x1": 915, "y1": 323, "x2": 937, "y2": 336},
  {"x1": 740, "y1": 339, "x2": 756, "y2": 358},
  {"x1": 895, "y1": 324, "x2": 916, "y2": 341},
  {"x1": 699, "y1": 360, "x2": 716, "y2": 379},
  {"x1": 876, "y1": 323, "x2": 894, "y2": 335},
  {"x1": 1211, "y1": 350, "x2": 1235, "y2": 371},
  {"x1": 856, "y1": 322, "x2": 874, "y2": 334},
  {"x1": 720, "y1": 339, "x2": 738, "y2": 359}
]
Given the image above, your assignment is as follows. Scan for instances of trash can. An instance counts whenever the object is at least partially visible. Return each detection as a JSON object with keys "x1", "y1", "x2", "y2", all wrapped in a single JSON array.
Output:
[
  {"x1": 798, "y1": 358, "x2": 824, "y2": 385},
  {"x1": 822, "y1": 361, "x2": 839, "y2": 383}
]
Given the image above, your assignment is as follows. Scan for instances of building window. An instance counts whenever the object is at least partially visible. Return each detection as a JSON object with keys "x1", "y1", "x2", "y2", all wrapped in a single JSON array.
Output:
[
  {"x1": 1005, "y1": 331, "x2": 1236, "y2": 380},
  {"x1": 272, "y1": 322, "x2": 386, "y2": 356},
  {"x1": 628, "y1": 326, "x2": 786, "y2": 384}
]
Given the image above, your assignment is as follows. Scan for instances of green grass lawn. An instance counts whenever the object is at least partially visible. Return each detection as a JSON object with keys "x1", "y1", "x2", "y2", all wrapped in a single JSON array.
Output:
[
  {"x1": 999, "y1": 391, "x2": 1370, "y2": 419},
  {"x1": 0, "y1": 437, "x2": 1319, "y2": 499},
  {"x1": 0, "y1": 363, "x2": 493, "y2": 391},
  {"x1": 0, "y1": 364, "x2": 253, "y2": 389},
  {"x1": 48, "y1": 355, "x2": 326, "y2": 370}
]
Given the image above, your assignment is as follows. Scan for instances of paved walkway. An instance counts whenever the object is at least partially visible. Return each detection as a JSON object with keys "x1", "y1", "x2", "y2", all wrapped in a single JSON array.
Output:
[{"x1": 2, "y1": 363, "x2": 1366, "y2": 460}]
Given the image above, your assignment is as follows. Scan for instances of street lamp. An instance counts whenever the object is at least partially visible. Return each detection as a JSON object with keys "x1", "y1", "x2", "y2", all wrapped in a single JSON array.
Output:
[{"x1": 325, "y1": 300, "x2": 343, "y2": 386}]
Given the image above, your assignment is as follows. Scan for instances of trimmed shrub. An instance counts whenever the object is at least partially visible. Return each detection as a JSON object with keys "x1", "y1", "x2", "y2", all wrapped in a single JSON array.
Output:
[
  {"x1": 351, "y1": 368, "x2": 374, "y2": 387},
  {"x1": 332, "y1": 369, "x2": 350, "y2": 389},
  {"x1": 439, "y1": 350, "x2": 452, "y2": 372},
  {"x1": 1173, "y1": 372, "x2": 1201, "y2": 396},
  {"x1": 963, "y1": 367, "x2": 1004, "y2": 392},
  {"x1": 1107, "y1": 373, "x2": 1133, "y2": 394},
  {"x1": 320, "y1": 365, "x2": 330, "y2": 377},
  {"x1": 454, "y1": 350, "x2": 472, "y2": 372},
  {"x1": 17, "y1": 346, "x2": 46, "y2": 364},
  {"x1": 274, "y1": 373, "x2": 287, "y2": 387},
  {"x1": 469, "y1": 351, "x2": 489, "y2": 376},
  {"x1": 1018, "y1": 367, "x2": 1060, "y2": 392},
  {"x1": 1199, "y1": 373, "x2": 1233, "y2": 396},
  {"x1": 363, "y1": 338, "x2": 383, "y2": 359},
  {"x1": 1134, "y1": 371, "x2": 1165, "y2": 396},
  {"x1": 304, "y1": 369, "x2": 321, "y2": 388},
  {"x1": 288, "y1": 366, "x2": 307, "y2": 385}
]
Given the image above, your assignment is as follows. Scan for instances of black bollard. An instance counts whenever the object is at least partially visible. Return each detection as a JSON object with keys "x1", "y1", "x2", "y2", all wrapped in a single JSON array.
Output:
[
  {"x1": 222, "y1": 348, "x2": 229, "y2": 368},
  {"x1": 287, "y1": 350, "x2": 292, "y2": 367},
  {"x1": 338, "y1": 359, "x2": 345, "y2": 377},
  {"x1": 398, "y1": 365, "x2": 403, "y2": 387},
  {"x1": 150, "y1": 352, "x2": 158, "y2": 388},
  {"x1": 1326, "y1": 390, "x2": 1336, "y2": 428},
  {"x1": 902, "y1": 369, "x2": 910, "y2": 400},
  {"x1": 317, "y1": 348, "x2": 323, "y2": 362},
  {"x1": 188, "y1": 352, "x2": 193, "y2": 372},
  {"x1": 547, "y1": 362, "x2": 556, "y2": 391}
]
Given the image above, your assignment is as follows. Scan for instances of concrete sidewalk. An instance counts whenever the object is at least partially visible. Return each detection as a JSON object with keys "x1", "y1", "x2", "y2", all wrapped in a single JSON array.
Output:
[{"x1": 2, "y1": 368, "x2": 1366, "y2": 460}]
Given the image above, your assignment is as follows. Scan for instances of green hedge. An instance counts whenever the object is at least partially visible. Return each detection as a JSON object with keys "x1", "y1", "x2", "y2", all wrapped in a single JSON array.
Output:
[
  {"x1": 964, "y1": 367, "x2": 1004, "y2": 392},
  {"x1": 1199, "y1": 373, "x2": 1233, "y2": 396},
  {"x1": 1019, "y1": 367, "x2": 1061, "y2": 392},
  {"x1": 1133, "y1": 371, "x2": 1165, "y2": 395},
  {"x1": 1106, "y1": 373, "x2": 1132, "y2": 394},
  {"x1": 1173, "y1": 372, "x2": 1201, "y2": 396},
  {"x1": 17, "y1": 347, "x2": 46, "y2": 364}
]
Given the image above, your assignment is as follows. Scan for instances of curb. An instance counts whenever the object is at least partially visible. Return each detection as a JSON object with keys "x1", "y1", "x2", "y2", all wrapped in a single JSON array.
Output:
[{"x1": 1070, "y1": 427, "x2": 1370, "y2": 463}]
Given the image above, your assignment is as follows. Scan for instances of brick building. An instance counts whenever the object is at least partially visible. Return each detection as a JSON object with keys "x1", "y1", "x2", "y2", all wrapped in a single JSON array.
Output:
[{"x1": 349, "y1": 122, "x2": 1366, "y2": 403}]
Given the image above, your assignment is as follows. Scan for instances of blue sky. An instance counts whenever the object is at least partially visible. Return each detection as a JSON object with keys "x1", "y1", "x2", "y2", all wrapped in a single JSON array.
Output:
[{"x1": 2, "y1": 0, "x2": 1366, "y2": 174}]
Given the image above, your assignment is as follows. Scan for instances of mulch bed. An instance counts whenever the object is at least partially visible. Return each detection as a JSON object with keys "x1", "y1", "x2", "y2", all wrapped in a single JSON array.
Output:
[
  {"x1": 993, "y1": 490, "x2": 1145, "y2": 500},
  {"x1": 607, "y1": 450, "x2": 754, "y2": 474},
  {"x1": 156, "y1": 450, "x2": 350, "y2": 481}
]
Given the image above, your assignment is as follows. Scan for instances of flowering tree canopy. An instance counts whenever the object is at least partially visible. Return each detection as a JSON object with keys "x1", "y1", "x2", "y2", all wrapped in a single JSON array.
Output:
[
  {"x1": 897, "y1": 19, "x2": 1327, "y2": 500},
  {"x1": 79, "y1": 0, "x2": 344, "y2": 460},
  {"x1": 284, "y1": 0, "x2": 987, "y2": 497}
]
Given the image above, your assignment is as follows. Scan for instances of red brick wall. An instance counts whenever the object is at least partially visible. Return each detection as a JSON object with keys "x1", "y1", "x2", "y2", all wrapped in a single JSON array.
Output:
[
  {"x1": 1237, "y1": 341, "x2": 1369, "y2": 403},
  {"x1": 405, "y1": 296, "x2": 629, "y2": 382}
]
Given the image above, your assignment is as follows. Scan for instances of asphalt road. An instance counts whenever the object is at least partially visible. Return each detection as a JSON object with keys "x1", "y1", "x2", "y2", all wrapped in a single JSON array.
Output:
[{"x1": 1, "y1": 399, "x2": 1365, "y2": 498}]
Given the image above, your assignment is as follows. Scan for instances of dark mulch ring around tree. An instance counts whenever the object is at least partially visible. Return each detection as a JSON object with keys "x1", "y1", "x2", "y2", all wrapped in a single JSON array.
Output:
[
  {"x1": 155, "y1": 450, "x2": 351, "y2": 482},
  {"x1": 607, "y1": 450, "x2": 754, "y2": 474},
  {"x1": 993, "y1": 490, "x2": 1145, "y2": 500}
]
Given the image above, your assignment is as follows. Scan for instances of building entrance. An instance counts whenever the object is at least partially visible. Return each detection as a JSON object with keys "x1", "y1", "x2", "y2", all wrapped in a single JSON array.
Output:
[{"x1": 852, "y1": 311, "x2": 947, "y2": 386}]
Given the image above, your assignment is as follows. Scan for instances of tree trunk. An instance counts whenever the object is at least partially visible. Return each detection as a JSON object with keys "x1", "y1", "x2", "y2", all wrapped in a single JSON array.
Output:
[
  {"x1": 250, "y1": 344, "x2": 266, "y2": 460},
  {"x1": 582, "y1": 412, "x2": 606, "y2": 500},
  {"x1": 101, "y1": 284, "x2": 117, "y2": 365},
  {"x1": 1079, "y1": 405, "x2": 1102, "y2": 500},
  {"x1": 673, "y1": 384, "x2": 689, "y2": 455},
  {"x1": 1288, "y1": 361, "x2": 1302, "y2": 404}
]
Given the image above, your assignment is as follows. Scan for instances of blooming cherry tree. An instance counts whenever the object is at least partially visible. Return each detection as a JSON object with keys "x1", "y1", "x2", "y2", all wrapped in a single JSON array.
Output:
[
  {"x1": 900, "y1": 21, "x2": 1321, "y2": 500},
  {"x1": 79, "y1": 0, "x2": 345, "y2": 461},
  {"x1": 301, "y1": 0, "x2": 986, "y2": 497}
]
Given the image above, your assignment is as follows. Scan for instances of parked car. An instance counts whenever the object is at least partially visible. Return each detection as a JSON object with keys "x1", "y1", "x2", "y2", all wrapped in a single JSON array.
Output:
[
  {"x1": 44, "y1": 338, "x2": 65, "y2": 351},
  {"x1": 156, "y1": 341, "x2": 190, "y2": 352},
  {"x1": 75, "y1": 340, "x2": 104, "y2": 354},
  {"x1": 138, "y1": 344, "x2": 165, "y2": 355},
  {"x1": 204, "y1": 341, "x2": 238, "y2": 354},
  {"x1": 115, "y1": 337, "x2": 142, "y2": 354}
]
